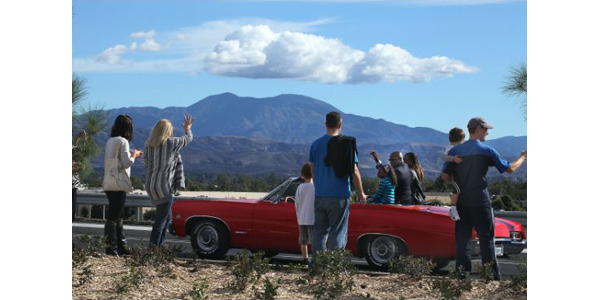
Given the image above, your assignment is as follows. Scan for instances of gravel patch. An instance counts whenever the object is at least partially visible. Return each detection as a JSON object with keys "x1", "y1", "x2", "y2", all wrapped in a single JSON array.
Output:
[{"x1": 72, "y1": 255, "x2": 526, "y2": 300}]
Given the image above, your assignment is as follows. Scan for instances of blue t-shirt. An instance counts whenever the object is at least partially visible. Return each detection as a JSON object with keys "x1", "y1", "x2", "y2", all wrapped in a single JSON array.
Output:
[
  {"x1": 309, "y1": 134, "x2": 358, "y2": 198},
  {"x1": 441, "y1": 139, "x2": 511, "y2": 207}
]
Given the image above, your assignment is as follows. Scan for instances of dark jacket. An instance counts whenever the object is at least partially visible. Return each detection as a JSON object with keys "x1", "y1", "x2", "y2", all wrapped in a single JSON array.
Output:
[
  {"x1": 409, "y1": 169, "x2": 426, "y2": 205},
  {"x1": 325, "y1": 135, "x2": 358, "y2": 179},
  {"x1": 393, "y1": 163, "x2": 413, "y2": 205}
]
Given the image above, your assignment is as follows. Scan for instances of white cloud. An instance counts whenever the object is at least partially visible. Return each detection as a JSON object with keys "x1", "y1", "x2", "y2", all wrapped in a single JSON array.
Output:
[
  {"x1": 131, "y1": 30, "x2": 156, "y2": 39},
  {"x1": 75, "y1": 18, "x2": 477, "y2": 83},
  {"x1": 204, "y1": 25, "x2": 476, "y2": 83},
  {"x1": 74, "y1": 18, "x2": 332, "y2": 73},
  {"x1": 139, "y1": 39, "x2": 163, "y2": 51},
  {"x1": 96, "y1": 44, "x2": 128, "y2": 65}
]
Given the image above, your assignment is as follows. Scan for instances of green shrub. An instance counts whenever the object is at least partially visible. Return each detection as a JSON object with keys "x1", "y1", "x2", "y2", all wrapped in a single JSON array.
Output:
[
  {"x1": 190, "y1": 281, "x2": 209, "y2": 300},
  {"x1": 72, "y1": 244, "x2": 89, "y2": 269},
  {"x1": 77, "y1": 264, "x2": 94, "y2": 286},
  {"x1": 474, "y1": 262, "x2": 495, "y2": 282},
  {"x1": 309, "y1": 249, "x2": 356, "y2": 300},
  {"x1": 253, "y1": 277, "x2": 280, "y2": 300},
  {"x1": 113, "y1": 266, "x2": 146, "y2": 294},
  {"x1": 229, "y1": 250, "x2": 270, "y2": 291},
  {"x1": 388, "y1": 255, "x2": 434, "y2": 280},
  {"x1": 78, "y1": 235, "x2": 106, "y2": 254},
  {"x1": 433, "y1": 267, "x2": 473, "y2": 300}
]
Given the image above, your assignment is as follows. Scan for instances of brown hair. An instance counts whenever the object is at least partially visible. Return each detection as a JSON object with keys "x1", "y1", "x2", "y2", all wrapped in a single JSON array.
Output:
[
  {"x1": 301, "y1": 163, "x2": 312, "y2": 179},
  {"x1": 404, "y1": 152, "x2": 424, "y2": 183},
  {"x1": 382, "y1": 164, "x2": 398, "y2": 187},
  {"x1": 110, "y1": 114, "x2": 134, "y2": 141},
  {"x1": 449, "y1": 127, "x2": 465, "y2": 143}
]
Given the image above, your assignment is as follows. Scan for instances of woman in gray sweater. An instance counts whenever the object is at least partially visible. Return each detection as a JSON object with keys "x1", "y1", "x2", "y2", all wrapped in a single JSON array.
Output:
[{"x1": 145, "y1": 115, "x2": 193, "y2": 246}]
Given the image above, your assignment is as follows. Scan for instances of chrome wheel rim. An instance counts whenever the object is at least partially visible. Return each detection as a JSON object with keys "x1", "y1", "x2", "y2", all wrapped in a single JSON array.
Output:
[
  {"x1": 197, "y1": 225, "x2": 219, "y2": 252},
  {"x1": 370, "y1": 236, "x2": 398, "y2": 264}
]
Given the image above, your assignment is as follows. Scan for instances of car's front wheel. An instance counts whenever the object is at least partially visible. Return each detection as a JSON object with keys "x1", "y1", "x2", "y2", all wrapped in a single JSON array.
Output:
[
  {"x1": 363, "y1": 235, "x2": 407, "y2": 271},
  {"x1": 190, "y1": 219, "x2": 230, "y2": 259}
]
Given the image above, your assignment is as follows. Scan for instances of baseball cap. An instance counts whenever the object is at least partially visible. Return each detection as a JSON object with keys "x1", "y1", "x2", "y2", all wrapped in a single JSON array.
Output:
[{"x1": 467, "y1": 117, "x2": 494, "y2": 129}]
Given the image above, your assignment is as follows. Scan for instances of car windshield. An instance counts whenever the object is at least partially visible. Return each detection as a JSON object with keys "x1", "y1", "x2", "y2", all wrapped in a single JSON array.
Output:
[{"x1": 263, "y1": 177, "x2": 302, "y2": 202}]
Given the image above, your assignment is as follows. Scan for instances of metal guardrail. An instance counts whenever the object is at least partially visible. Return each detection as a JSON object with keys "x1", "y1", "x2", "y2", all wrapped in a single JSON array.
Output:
[{"x1": 77, "y1": 192, "x2": 527, "y2": 227}]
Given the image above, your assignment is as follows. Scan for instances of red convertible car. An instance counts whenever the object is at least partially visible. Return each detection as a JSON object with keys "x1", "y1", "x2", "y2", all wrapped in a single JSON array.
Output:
[{"x1": 171, "y1": 177, "x2": 526, "y2": 270}]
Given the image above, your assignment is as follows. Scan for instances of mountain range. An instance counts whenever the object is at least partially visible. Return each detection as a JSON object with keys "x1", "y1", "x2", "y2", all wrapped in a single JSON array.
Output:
[{"x1": 87, "y1": 93, "x2": 527, "y2": 179}]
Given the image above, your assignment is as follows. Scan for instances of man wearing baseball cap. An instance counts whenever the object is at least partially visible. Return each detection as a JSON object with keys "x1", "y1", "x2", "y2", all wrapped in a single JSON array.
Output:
[{"x1": 440, "y1": 117, "x2": 527, "y2": 280}]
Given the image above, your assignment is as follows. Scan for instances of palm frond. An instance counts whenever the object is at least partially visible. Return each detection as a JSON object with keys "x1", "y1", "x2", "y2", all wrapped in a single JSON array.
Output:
[
  {"x1": 72, "y1": 73, "x2": 88, "y2": 105},
  {"x1": 501, "y1": 63, "x2": 527, "y2": 120}
]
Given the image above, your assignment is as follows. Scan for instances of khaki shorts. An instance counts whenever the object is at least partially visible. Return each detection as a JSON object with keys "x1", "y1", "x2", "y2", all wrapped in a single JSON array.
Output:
[{"x1": 298, "y1": 225, "x2": 314, "y2": 245}]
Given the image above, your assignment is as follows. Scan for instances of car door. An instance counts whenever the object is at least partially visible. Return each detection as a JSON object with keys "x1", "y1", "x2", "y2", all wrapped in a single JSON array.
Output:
[{"x1": 250, "y1": 180, "x2": 301, "y2": 253}]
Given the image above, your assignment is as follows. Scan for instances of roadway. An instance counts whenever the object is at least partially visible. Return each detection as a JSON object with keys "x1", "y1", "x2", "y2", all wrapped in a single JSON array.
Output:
[{"x1": 72, "y1": 222, "x2": 526, "y2": 279}]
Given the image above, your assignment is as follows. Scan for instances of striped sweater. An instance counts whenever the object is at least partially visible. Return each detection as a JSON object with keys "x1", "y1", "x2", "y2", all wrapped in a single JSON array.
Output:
[
  {"x1": 372, "y1": 177, "x2": 396, "y2": 204},
  {"x1": 144, "y1": 131, "x2": 193, "y2": 204}
]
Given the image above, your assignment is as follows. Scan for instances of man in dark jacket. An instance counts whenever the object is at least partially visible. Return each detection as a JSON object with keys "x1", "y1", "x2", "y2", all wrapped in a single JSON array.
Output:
[{"x1": 371, "y1": 151, "x2": 413, "y2": 205}]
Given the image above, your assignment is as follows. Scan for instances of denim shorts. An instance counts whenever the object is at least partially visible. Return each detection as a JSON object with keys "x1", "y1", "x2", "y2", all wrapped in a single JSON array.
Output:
[{"x1": 298, "y1": 225, "x2": 314, "y2": 245}]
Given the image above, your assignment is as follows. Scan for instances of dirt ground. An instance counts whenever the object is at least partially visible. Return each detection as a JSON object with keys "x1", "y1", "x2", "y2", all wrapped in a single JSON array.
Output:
[{"x1": 72, "y1": 255, "x2": 526, "y2": 300}]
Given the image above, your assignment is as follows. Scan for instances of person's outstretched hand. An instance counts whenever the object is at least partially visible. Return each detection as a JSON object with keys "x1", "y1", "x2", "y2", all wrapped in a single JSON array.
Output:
[
  {"x1": 370, "y1": 150, "x2": 380, "y2": 163},
  {"x1": 183, "y1": 115, "x2": 194, "y2": 132},
  {"x1": 453, "y1": 156, "x2": 463, "y2": 164},
  {"x1": 521, "y1": 150, "x2": 527, "y2": 160}
]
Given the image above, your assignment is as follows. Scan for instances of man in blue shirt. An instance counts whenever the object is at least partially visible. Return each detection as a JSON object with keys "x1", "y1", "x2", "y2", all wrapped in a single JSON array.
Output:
[
  {"x1": 310, "y1": 112, "x2": 367, "y2": 254},
  {"x1": 441, "y1": 117, "x2": 527, "y2": 280}
]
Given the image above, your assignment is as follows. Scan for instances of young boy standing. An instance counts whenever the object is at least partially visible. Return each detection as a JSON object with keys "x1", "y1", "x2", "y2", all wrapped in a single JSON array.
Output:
[
  {"x1": 294, "y1": 163, "x2": 315, "y2": 265},
  {"x1": 441, "y1": 127, "x2": 465, "y2": 221}
]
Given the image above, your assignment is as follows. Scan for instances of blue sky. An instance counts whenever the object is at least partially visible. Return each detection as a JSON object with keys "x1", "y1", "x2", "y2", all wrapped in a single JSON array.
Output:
[{"x1": 72, "y1": 0, "x2": 526, "y2": 139}]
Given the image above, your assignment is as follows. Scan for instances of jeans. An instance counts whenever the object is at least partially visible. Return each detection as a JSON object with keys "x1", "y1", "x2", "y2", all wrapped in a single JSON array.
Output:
[
  {"x1": 149, "y1": 195, "x2": 174, "y2": 246},
  {"x1": 72, "y1": 188, "x2": 78, "y2": 221},
  {"x1": 455, "y1": 205, "x2": 501, "y2": 280},
  {"x1": 312, "y1": 197, "x2": 350, "y2": 254},
  {"x1": 105, "y1": 191, "x2": 127, "y2": 222}
]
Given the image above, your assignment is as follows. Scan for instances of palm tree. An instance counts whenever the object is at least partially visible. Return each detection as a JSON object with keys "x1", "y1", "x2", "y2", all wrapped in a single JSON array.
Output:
[
  {"x1": 72, "y1": 73, "x2": 108, "y2": 178},
  {"x1": 501, "y1": 63, "x2": 527, "y2": 121}
]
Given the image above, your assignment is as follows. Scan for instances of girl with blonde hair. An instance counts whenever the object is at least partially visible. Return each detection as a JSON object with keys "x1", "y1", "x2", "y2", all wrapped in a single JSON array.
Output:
[{"x1": 144, "y1": 115, "x2": 194, "y2": 246}]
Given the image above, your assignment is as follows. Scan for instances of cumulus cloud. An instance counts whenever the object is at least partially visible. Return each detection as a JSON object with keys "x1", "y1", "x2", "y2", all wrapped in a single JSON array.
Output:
[
  {"x1": 131, "y1": 30, "x2": 156, "y2": 39},
  {"x1": 204, "y1": 25, "x2": 476, "y2": 83},
  {"x1": 96, "y1": 44, "x2": 128, "y2": 65},
  {"x1": 139, "y1": 39, "x2": 163, "y2": 51}
]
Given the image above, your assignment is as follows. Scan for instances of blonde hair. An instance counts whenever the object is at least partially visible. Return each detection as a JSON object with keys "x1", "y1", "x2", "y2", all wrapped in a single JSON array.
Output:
[{"x1": 145, "y1": 119, "x2": 173, "y2": 148}]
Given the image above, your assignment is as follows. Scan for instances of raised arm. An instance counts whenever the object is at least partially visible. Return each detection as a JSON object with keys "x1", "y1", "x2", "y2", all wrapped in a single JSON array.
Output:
[
  {"x1": 172, "y1": 115, "x2": 194, "y2": 152},
  {"x1": 506, "y1": 150, "x2": 527, "y2": 174}
]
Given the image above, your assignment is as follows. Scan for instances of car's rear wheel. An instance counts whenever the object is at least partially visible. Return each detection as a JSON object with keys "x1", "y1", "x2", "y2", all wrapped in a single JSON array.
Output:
[
  {"x1": 363, "y1": 235, "x2": 407, "y2": 271},
  {"x1": 190, "y1": 219, "x2": 230, "y2": 259},
  {"x1": 433, "y1": 259, "x2": 450, "y2": 271}
]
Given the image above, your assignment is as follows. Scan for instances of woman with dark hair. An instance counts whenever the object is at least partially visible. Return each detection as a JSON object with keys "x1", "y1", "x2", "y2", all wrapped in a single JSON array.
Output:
[
  {"x1": 103, "y1": 114, "x2": 142, "y2": 255},
  {"x1": 404, "y1": 152, "x2": 426, "y2": 205}
]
